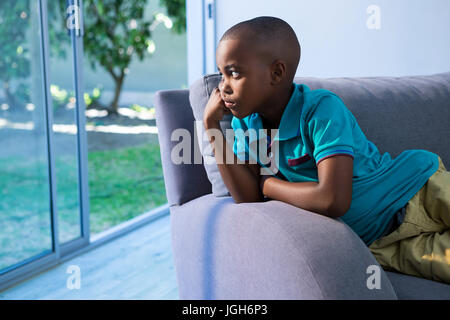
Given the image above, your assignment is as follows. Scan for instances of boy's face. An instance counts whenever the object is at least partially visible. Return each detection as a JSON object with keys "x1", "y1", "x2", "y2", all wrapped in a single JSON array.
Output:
[{"x1": 216, "y1": 39, "x2": 274, "y2": 119}]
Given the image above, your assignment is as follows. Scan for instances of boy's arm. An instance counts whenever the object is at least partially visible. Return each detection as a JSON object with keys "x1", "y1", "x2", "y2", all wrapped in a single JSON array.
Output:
[
  {"x1": 204, "y1": 119, "x2": 263, "y2": 203},
  {"x1": 203, "y1": 88, "x2": 263, "y2": 203},
  {"x1": 261, "y1": 155, "x2": 353, "y2": 217}
]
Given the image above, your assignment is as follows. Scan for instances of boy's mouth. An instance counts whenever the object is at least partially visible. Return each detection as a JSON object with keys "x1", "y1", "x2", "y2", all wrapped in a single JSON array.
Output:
[{"x1": 224, "y1": 100, "x2": 237, "y2": 108}]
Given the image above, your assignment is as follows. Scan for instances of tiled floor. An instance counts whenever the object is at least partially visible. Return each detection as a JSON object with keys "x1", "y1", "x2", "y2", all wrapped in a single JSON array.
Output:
[{"x1": 0, "y1": 214, "x2": 178, "y2": 300}]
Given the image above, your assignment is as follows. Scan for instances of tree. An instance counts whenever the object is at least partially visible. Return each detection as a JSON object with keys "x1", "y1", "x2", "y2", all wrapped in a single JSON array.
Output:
[
  {"x1": 82, "y1": 0, "x2": 186, "y2": 114},
  {"x1": 159, "y1": 0, "x2": 186, "y2": 34},
  {"x1": 0, "y1": 0, "x2": 186, "y2": 114},
  {"x1": 0, "y1": 2, "x2": 31, "y2": 109},
  {"x1": 0, "y1": 1, "x2": 70, "y2": 110}
]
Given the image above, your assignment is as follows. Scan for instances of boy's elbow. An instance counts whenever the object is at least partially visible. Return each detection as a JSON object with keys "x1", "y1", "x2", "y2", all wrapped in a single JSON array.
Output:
[
  {"x1": 233, "y1": 199, "x2": 258, "y2": 204},
  {"x1": 232, "y1": 193, "x2": 264, "y2": 204},
  {"x1": 230, "y1": 188, "x2": 264, "y2": 204},
  {"x1": 327, "y1": 203, "x2": 349, "y2": 218},
  {"x1": 323, "y1": 194, "x2": 351, "y2": 218}
]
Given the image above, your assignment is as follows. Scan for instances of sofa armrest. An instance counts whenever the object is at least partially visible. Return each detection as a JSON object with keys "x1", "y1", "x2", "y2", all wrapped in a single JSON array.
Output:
[
  {"x1": 170, "y1": 194, "x2": 398, "y2": 299},
  {"x1": 154, "y1": 89, "x2": 212, "y2": 206}
]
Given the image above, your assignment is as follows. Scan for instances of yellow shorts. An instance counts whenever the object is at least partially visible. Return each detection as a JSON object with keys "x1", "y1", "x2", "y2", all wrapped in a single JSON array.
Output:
[{"x1": 369, "y1": 156, "x2": 450, "y2": 284}]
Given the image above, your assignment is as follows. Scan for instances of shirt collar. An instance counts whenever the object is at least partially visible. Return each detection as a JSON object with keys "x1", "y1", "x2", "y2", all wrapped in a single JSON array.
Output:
[
  {"x1": 277, "y1": 83, "x2": 307, "y2": 141},
  {"x1": 248, "y1": 83, "x2": 310, "y2": 140},
  {"x1": 245, "y1": 83, "x2": 309, "y2": 141}
]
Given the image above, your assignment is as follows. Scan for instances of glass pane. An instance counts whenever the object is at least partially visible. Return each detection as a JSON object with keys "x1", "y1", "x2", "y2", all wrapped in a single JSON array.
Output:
[
  {"x1": 0, "y1": 0, "x2": 52, "y2": 271},
  {"x1": 47, "y1": 0, "x2": 81, "y2": 244},
  {"x1": 83, "y1": 1, "x2": 185, "y2": 235}
]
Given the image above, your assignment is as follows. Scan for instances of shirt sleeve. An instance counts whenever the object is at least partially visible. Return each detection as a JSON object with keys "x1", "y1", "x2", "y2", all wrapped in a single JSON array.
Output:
[
  {"x1": 231, "y1": 116, "x2": 250, "y2": 162},
  {"x1": 307, "y1": 94, "x2": 355, "y2": 165}
]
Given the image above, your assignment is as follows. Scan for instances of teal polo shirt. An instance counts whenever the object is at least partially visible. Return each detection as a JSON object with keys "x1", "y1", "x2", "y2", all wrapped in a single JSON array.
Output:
[{"x1": 231, "y1": 83, "x2": 439, "y2": 246}]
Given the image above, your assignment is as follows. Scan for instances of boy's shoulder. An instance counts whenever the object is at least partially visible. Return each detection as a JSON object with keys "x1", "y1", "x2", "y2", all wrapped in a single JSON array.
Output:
[
  {"x1": 298, "y1": 84, "x2": 345, "y2": 120},
  {"x1": 299, "y1": 84, "x2": 341, "y2": 106}
]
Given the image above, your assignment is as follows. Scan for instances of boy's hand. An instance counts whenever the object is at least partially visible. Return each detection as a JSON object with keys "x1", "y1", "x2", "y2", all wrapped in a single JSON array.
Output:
[{"x1": 203, "y1": 87, "x2": 231, "y2": 124}]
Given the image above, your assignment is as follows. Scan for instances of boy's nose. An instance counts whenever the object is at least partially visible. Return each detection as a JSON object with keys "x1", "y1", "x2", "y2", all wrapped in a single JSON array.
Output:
[{"x1": 221, "y1": 81, "x2": 232, "y2": 95}]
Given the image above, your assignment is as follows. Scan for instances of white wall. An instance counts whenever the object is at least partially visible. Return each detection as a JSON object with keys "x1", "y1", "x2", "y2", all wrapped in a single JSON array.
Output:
[
  {"x1": 187, "y1": 0, "x2": 205, "y2": 85},
  {"x1": 187, "y1": 0, "x2": 450, "y2": 84}
]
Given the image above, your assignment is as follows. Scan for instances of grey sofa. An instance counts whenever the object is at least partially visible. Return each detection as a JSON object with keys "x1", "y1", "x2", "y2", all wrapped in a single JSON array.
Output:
[{"x1": 154, "y1": 72, "x2": 450, "y2": 300}]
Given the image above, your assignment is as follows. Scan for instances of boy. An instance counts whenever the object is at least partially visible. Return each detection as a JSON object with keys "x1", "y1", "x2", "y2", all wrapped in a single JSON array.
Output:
[{"x1": 202, "y1": 16, "x2": 450, "y2": 283}]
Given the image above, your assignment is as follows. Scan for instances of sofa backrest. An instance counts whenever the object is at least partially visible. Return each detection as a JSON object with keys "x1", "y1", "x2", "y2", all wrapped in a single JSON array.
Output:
[
  {"x1": 154, "y1": 72, "x2": 450, "y2": 206},
  {"x1": 296, "y1": 72, "x2": 450, "y2": 166}
]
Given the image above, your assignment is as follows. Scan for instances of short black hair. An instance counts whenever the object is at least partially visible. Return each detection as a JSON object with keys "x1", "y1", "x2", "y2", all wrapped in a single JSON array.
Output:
[
  {"x1": 219, "y1": 16, "x2": 301, "y2": 80},
  {"x1": 220, "y1": 16, "x2": 296, "y2": 43}
]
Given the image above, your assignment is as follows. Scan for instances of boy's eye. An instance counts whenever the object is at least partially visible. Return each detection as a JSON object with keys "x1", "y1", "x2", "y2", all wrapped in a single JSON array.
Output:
[{"x1": 231, "y1": 71, "x2": 240, "y2": 78}]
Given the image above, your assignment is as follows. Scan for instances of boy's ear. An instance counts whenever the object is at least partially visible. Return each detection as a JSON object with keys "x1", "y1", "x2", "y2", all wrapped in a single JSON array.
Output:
[{"x1": 270, "y1": 60, "x2": 287, "y2": 85}]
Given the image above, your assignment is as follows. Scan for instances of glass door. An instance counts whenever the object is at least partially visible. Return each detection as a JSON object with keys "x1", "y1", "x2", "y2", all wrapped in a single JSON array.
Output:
[
  {"x1": 54, "y1": 0, "x2": 90, "y2": 253},
  {"x1": 0, "y1": 0, "x2": 89, "y2": 286},
  {"x1": 47, "y1": 0, "x2": 86, "y2": 246},
  {"x1": 0, "y1": 0, "x2": 55, "y2": 274}
]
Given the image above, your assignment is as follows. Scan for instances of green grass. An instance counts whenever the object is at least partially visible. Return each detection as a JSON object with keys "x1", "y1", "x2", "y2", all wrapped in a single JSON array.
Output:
[
  {"x1": 88, "y1": 143, "x2": 167, "y2": 235},
  {"x1": 0, "y1": 143, "x2": 167, "y2": 270},
  {"x1": 0, "y1": 156, "x2": 53, "y2": 270}
]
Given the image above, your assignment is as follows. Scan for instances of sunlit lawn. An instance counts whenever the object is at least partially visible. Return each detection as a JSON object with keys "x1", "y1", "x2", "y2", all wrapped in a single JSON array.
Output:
[
  {"x1": 0, "y1": 143, "x2": 167, "y2": 270},
  {"x1": 88, "y1": 143, "x2": 167, "y2": 234}
]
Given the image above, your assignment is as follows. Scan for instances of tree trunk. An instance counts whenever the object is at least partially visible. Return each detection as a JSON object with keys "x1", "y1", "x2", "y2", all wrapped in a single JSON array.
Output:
[
  {"x1": 109, "y1": 72, "x2": 125, "y2": 115},
  {"x1": 2, "y1": 82, "x2": 18, "y2": 109}
]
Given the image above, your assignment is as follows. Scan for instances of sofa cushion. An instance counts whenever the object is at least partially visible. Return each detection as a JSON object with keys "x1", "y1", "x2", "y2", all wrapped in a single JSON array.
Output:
[
  {"x1": 189, "y1": 72, "x2": 450, "y2": 197},
  {"x1": 189, "y1": 74, "x2": 231, "y2": 197}
]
